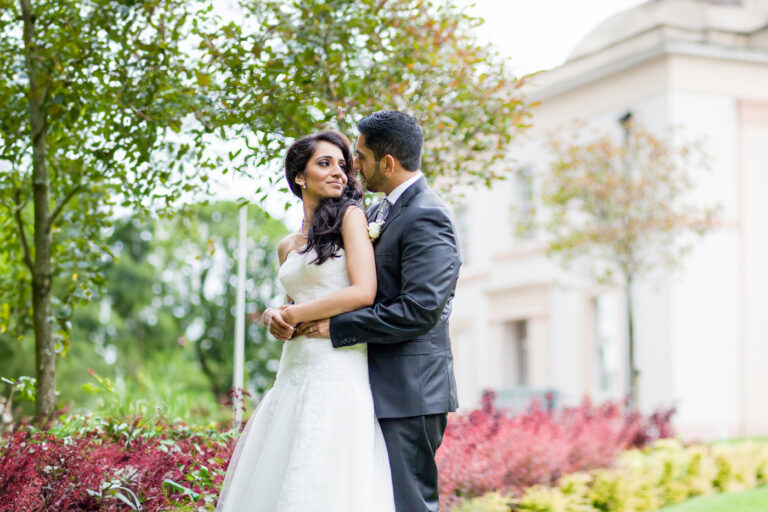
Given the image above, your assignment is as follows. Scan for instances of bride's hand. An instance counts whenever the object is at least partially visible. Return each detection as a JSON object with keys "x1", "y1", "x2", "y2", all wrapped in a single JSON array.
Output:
[
  {"x1": 263, "y1": 308, "x2": 295, "y2": 340},
  {"x1": 280, "y1": 304, "x2": 297, "y2": 326}
]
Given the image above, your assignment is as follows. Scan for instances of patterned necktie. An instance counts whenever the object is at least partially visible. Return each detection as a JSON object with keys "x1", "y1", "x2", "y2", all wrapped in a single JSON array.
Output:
[{"x1": 374, "y1": 199, "x2": 391, "y2": 224}]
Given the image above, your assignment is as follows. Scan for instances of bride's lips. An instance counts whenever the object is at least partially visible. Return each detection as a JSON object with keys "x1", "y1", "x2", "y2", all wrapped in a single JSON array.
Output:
[{"x1": 328, "y1": 181, "x2": 344, "y2": 188}]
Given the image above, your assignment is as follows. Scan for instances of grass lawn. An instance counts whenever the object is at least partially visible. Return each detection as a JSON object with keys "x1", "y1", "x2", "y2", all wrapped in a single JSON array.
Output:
[
  {"x1": 710, "y1": 436, "x2": 768, "y2": 445},
  {"x1": 657, "y1": 487, "x2": 768, "y2": 512}
]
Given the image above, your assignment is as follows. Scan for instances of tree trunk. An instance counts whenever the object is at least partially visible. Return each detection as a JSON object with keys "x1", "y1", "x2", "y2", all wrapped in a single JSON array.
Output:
[
  {"x1": 21, "y1": 0, "x2": 56, "y2": 423},
  {"x1": 625, "y1": 277, "x2": 639, "y2": 411}
]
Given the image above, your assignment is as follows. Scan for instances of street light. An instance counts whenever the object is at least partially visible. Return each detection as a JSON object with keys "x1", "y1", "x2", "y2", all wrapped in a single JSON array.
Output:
[{"x1": 233, "y1": 204, "x2": 247, "y2": 427}]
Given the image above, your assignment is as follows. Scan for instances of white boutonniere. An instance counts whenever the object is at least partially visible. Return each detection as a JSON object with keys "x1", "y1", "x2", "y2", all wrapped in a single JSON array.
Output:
[{"x1": 368, "y1": 221, "x2": 383, "y2": 241}]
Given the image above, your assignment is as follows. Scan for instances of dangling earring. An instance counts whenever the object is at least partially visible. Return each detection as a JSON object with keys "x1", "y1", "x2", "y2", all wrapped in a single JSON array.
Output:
[{"x1": 302, "y1": 183, "x2": 307, "y2": 190}]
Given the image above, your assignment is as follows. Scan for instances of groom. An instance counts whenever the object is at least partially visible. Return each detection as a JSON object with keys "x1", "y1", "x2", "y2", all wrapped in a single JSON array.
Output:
[{"x1": 299, "y1": 111, "x2": 461, "y2": 511}]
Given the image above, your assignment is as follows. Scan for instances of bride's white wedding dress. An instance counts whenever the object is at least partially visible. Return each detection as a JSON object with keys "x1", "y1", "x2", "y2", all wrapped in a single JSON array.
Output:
[{"x1": 216, "y1": 247, "x2": 395, "y2": 512}]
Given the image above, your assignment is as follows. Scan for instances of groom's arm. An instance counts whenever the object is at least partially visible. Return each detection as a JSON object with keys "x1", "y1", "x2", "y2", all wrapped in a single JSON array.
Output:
[{"x1": 329, "y1": 207, "x2": 461, "y2": 347}]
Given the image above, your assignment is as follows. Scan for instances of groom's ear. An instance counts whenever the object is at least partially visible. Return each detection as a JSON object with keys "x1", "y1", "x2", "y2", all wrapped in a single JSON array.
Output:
[{"x1": 382, "y1": 154, "x2": 396, "y2": 176}]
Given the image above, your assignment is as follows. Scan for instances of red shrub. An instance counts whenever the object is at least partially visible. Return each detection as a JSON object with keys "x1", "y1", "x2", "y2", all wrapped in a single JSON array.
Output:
[
  {"x1": 0, "y1": 419, "x2": 236, "y2": 511},
  {"x1": 436, "y1": 391, "x2": 675, "y2": 509}
]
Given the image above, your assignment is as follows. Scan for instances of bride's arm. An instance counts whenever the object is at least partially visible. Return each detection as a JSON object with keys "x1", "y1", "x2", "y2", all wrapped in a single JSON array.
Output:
[
  {"x1": 276, "y1": 235, "x2": 296, "y2": 305},
  {"x1": 281, "y1": 206, "x2": 376, "y2": 326},
  {"x1": 263, "y1": 235, "x2": 299, "y2": 340}
]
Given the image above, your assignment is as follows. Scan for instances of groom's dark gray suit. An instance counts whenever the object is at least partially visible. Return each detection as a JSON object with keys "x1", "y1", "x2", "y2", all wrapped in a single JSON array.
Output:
[{"x1": 330, "y1": 175, "x2": 460, "y2": 512}]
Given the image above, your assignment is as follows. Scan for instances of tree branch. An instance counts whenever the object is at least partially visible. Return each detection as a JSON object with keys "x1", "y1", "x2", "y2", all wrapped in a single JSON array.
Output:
[
  {"x1": 0, "y1": 196, "x2": 13, "y2": 214},
  {"x1": 13, "y1": 188, "x2": 33, "y2": 273},
  {"x1": 47, "y1": 185, "x2": 83, "y2": 232}
]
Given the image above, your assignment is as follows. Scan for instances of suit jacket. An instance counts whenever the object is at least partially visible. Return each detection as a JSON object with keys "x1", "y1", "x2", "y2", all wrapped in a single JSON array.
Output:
[{"x1": 329, "y1": 176, "x2": 461, "y2": 419}]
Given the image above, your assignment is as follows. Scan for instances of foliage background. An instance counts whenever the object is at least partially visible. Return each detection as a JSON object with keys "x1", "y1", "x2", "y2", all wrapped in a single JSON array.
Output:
[
  {"x1": 2, "y1": 201, "x2": 287, "y2": 423},
  {"x1": 0, "y1": 0, "x2": 530, "y2": 421}
]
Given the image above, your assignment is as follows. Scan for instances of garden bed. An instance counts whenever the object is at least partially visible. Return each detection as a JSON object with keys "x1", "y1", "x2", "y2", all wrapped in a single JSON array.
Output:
[{"x1": 0, "y1": 393, "x2": 673, "y2": 511}]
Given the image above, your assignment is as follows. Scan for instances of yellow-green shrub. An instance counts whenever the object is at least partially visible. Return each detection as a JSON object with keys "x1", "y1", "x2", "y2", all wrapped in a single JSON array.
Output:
[
  {"x1": 451, "y1": 440, "x2": 768, "y2": 512},
  {"x1": 558, "y1": 472, "x2": 593, "y2": 500},
  {"x1": 587, "y1": 466, "x2": 662, "y2": 512},
  {"x1": 453, "y1": 492, "x2": 513, "y2": 512},
  {"x1": 681, "y1": 445, "x2": 717, "y2": 497},
  {"x1": 712, "y1": 442, "x2": 768, "y2": 492},
  {"x1": 516, "y1": 484, "x2": 596, "y2": 512}
]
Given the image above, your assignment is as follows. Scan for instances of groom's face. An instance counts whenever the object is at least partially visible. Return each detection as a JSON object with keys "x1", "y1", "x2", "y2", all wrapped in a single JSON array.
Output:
[{"x1": 354, "y1": 135, "x2": 387, "y2": 193}]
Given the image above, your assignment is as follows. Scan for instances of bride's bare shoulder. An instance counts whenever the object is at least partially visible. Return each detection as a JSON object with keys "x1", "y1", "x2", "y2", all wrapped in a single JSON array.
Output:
[
  {"x1": 277, "y1": 233, "x2": 302, "y2": 264},
  {"x1": 341, "y1": 204, "x2": 366, "y2": 225}
]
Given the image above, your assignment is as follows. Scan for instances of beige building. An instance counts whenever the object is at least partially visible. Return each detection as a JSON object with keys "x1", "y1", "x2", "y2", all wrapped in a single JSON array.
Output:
[{"x1": 450, "y1": 0, "x2": 768, "y2": 439}]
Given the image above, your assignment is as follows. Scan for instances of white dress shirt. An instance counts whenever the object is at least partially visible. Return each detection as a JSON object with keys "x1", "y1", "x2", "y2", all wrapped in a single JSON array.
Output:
[{"x1": 385, "y1": 171, "x2": 423, "y2": 206}]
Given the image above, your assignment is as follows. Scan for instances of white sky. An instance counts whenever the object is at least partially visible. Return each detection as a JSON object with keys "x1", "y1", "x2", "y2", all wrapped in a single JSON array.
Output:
[
  {"x1": 460, "y1": 0, "x2": 647, "y2": 76},
  {"x1": 214, "y1": 0, "x2": 649, "y2": 225}
]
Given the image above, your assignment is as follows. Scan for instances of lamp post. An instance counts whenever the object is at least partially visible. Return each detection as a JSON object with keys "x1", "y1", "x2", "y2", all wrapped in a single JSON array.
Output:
[{"x1": 233, "y1": 204, "x2": 247, "y2": 427}]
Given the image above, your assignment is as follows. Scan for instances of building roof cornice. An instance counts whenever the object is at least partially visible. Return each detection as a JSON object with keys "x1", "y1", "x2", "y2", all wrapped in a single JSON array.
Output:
[
  {"x1": 525, "y1": 0, "x2": 768, "y2": 102},
  {"x1": 528, "y1": 32, "x2": 768, "y2": 103},
  {"x1": 567, "y1": 0, "x2": 768, "y2": 62}
]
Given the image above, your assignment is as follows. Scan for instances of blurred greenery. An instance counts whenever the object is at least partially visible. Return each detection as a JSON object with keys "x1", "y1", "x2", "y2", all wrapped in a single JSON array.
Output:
[{"x1": 1, "y1": 201, "x2": 288, "y2": 425}]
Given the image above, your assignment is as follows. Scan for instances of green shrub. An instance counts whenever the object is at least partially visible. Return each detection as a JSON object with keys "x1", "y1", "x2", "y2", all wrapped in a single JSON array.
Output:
[{"x1": 79, "y1": 353, "x2": 230, "y2": 427}]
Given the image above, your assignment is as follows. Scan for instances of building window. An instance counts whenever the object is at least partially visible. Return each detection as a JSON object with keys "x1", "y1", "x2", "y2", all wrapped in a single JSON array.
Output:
[
  {"x1": 504, "y1": 320, "x2": 529, "y2": 387},
  {"x1": 594, "y1": 295, "x2": 620, "y2": 395}
]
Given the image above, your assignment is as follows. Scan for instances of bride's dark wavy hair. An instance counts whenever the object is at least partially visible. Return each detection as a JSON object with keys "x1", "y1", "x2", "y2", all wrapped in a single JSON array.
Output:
[{"x1": 285, "y1": 131, "x2": 363, "y2": 265}]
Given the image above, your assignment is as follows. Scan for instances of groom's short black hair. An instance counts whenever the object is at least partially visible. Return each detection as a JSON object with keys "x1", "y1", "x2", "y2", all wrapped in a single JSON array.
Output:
[{"x1": 357, "y1": 111, "x2": 423, "y2": 171}]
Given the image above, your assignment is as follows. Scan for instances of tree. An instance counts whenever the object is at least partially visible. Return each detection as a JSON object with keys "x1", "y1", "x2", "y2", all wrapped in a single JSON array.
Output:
[
  {"x1": 533, "y1": 121, "x2": 718, "y2": 410},
  {"x1": 206, "y1": 0, "x2": 532, "y2": 196},
  {"x1": 0, "y1": 0, "x2": 216, "y2": 421}
]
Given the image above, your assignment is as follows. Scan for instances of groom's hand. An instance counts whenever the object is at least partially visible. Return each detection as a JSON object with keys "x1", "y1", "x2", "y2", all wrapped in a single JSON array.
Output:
[{"x1": 296, "y1": 318, "x2": 330, "y2": 338}]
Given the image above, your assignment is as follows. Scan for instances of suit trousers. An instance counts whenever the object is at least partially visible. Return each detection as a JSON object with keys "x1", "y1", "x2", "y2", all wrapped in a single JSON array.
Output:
[{"x1": 379, "y1": 413, "x2": 448, "y2": 512}]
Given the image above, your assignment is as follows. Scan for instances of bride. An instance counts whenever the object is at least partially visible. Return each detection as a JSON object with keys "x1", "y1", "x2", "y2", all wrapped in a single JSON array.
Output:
[{"x1": 216, "y1": 131, "x2": 395, "y2": 512}]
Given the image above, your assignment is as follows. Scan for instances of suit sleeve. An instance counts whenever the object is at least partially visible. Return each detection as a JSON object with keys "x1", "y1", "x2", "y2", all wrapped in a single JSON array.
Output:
[{"x1": 329, "y1": 206, "x2": 461, "y2": 346}]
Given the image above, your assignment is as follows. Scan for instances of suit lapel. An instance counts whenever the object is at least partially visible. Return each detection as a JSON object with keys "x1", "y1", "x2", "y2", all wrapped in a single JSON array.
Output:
[{"x1": 379, "y1": 176, "x2": 427, "y2": 237}]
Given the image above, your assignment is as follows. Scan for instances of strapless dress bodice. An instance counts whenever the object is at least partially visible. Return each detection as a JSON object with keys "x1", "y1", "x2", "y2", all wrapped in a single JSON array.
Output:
[{"x1": 278, "y1": 246, "x2": 350, "y2": 304}]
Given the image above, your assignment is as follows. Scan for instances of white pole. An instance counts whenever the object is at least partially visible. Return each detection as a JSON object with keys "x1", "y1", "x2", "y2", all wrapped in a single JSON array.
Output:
[{"x1": 233, "y1": 204, "x2": 247, "y2": 427}]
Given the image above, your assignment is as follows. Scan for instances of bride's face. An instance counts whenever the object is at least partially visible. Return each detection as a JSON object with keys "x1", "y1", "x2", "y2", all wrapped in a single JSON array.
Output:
[{"x1": 297, "y1": 141, "x2": 349, "y2": 201}]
